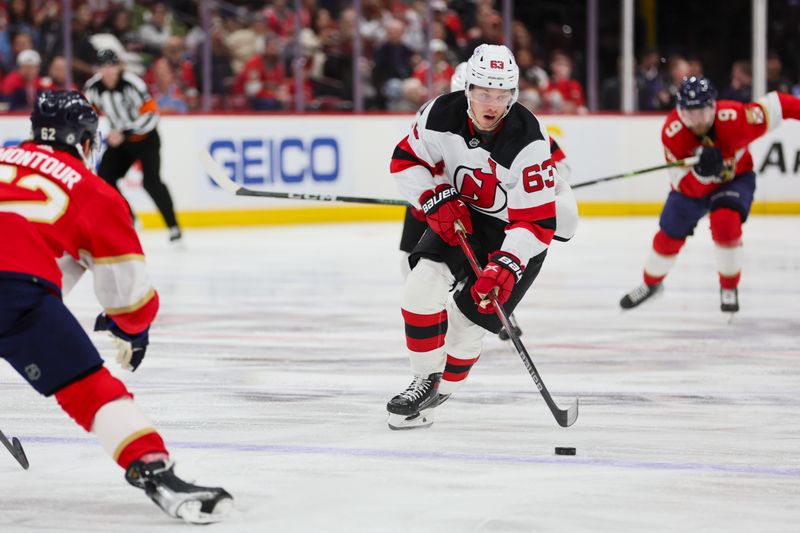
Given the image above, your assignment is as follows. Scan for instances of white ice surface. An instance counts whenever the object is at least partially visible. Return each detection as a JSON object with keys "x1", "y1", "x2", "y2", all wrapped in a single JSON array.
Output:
[{"x1": 1, "y1": 217, "x2": 799, "y2": 532}]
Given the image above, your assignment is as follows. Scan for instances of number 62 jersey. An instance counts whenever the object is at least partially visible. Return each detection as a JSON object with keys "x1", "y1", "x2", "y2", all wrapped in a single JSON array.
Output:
[
  {"x1": 0, "y1": 141, "x2": 158, "y2": 334},
  {"x1": 390, "y1": 91, "x2": 558, "y2": 266}
]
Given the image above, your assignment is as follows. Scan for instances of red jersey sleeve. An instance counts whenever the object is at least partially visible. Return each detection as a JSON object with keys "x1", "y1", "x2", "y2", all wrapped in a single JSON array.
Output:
[{"x1": 75, "y1": 187, "x2": 159, "y2": 334}]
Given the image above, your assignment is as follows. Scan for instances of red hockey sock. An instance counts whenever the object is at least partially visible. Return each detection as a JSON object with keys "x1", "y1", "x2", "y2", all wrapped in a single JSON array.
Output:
[
  {"x1": 55, "y1": 367, "x2": 168, "y2": 469},
  {"x1": 402, "y1": 308, "x2": 448, "y2": 353}
]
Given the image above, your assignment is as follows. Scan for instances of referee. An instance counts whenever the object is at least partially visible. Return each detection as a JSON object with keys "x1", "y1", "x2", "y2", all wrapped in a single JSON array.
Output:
[{"x1": 84, "y1": 49, "x2": 182, "y2": 242}]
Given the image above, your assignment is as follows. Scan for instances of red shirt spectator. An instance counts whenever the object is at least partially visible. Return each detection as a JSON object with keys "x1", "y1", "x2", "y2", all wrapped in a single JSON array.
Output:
[
  {"x1": 543, "y1": 51, "x2": 587, "y2": 113},
  {"x1": 2, "y1": 49, "x2": 45, "y2": 111}
]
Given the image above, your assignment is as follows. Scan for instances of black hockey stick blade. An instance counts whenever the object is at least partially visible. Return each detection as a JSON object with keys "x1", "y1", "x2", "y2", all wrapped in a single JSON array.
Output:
[
  {"x1": 200, "y1": 150, "x2": 409, "y2": 206},
  {"x1": 0, "y1": 430, "x2": 29, "y2": 470}
]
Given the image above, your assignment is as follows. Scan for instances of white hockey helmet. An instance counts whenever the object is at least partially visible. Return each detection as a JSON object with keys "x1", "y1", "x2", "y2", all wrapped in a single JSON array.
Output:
[
  {"x1": 450, "y1": 62, "x2": 468, "y2": 93},
  {"x1": 465, "y1": 44, "x2": 519, "y2": 111}
]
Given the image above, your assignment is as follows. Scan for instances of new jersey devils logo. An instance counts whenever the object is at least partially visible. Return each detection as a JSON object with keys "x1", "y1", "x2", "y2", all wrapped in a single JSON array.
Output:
[{"x1": 453, "y1": 159, "x2": 507, "y2": 214}]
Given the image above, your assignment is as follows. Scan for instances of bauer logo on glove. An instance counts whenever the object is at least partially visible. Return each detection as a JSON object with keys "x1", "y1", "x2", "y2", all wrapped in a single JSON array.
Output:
[{"x1": 418, "y1": 184, "x2": 473, "y2": 246}]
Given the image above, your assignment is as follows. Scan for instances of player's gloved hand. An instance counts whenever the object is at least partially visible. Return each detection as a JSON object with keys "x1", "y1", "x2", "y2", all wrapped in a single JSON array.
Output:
[
  {"x1": 418, "y1": 184, "x2": 472, "y2": 246},
  {"x1": 693, "y1": 145, "x2": 723, "y2": 178},
  {"x1": 94, "y1": 314, "x2": 149, "y2": 371},
  {"x1": 409, "y1": 206, "x2": 426, "y2": 222},
  {"x1": 470, "y1": 251, "x2": 524, "y2": 314}
]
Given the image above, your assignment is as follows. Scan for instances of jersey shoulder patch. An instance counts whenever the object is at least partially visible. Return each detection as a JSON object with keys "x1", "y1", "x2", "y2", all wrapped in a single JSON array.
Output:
[{"x1": 492, "y1": 104, "x2": 546, "y2": 169}]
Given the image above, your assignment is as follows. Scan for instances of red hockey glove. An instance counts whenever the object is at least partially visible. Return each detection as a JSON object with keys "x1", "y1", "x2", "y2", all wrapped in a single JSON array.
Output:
[
  {"x1": 471, "y1": 252, "x2": 524, "y2": 314},
  {"x1": 418, "y1": 184, "x2": 472, "y2": 246},
  {"x1": 409, "y1": 206, "x2": 426, "y2": 222}
]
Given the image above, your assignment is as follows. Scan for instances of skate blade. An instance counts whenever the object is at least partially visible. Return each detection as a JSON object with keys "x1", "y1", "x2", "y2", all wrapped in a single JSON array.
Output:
[
  {"x1": 387, "y1": 409, "x2": 435, "y2": 430},
  {"x1": 177, "y1": 495, "x2": 233, "y2": 524}
]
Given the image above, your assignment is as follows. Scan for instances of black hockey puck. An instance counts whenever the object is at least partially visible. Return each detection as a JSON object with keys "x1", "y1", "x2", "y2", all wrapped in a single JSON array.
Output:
[{"x1": 555, "y1": 447, "x2": 576, "y2": 456}]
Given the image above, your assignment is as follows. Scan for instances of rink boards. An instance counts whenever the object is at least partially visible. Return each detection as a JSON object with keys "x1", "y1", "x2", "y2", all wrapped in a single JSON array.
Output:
[{"x1": 0, "y1": 113, "x2": 798, "y2": 227}]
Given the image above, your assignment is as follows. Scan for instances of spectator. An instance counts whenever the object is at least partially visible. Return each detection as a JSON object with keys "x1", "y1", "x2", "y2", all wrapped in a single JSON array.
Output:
[
  {"x1": 233, "y1": 36, "x2": 288, "y2": 110},
  {"x1": 542, "y1": 50, "x2": 587, "y2": 114},
  {"x1": 2, "y1": 49, "x2": 43, "y2": 111},
  {"x1": 321, "y1": 7, "x2": 357, "y2": 102},
  {"x1": 138, "y1": 2, "x2": 173, "y2": 56},
  {"x1": 6, "y1": 0, "x2": 39, "y2": 48},
  {"x1": 105, "y1": 10, "x2": 138, "y2": 52},
  {"x1": 193, "y1": 22, "x2": 233, "y2": 105},
  {"x1": 6, "y1": 31, "x2": 33, "y2": 73},
  {"x1": 371, "y1": 18, "x2": 413, "y2": 106},
  {"x1": 636, "y1": 48, "x2": 663, "y2": 111},
  {"x1": 767, "y1": 53, "x2": 791, "y2": 94},
  {"x1": 40, "y1": 55, "x2": 75, "y2": 91},
  {"x1": 516, "y1": 47, "x2": 548, "y2": 112},
  {"x1": 34, "y1": 0, "x2": 62, "y2": 68},
  {"x1": 432, "y1": 0, "x2": 466, "y2": 51},
  {"x1": 224, "y1": 10, "x2": 259, "y2": 74},
  {"x1": 0, "y1": 9, "x2": 12, "y2": 74},
  {"x1": 654, "y1": 54, "x2": 689, "y2": 110},
  {"x1": 145, "y1": 36, "x2": 198, "y2": 109},
  {"x1": 263, "y1": 0, "x2": 295, "y2": 38},
  {"x1": 412, "y1": 39, "x2": 455, "y2": 98},
  {"x1": 462, "y1": 4, "x2": 503, "y2": 59},
  {"x1": 151, "y1": 59, "x2": 188, "y2": 113},
  {"x1": 69, "y1": 4, "x2": 98, "y2": 86},
  {"x1": 687, "y1": 56, "x2": 704, "y2": 77},
  {"x1": 721, "y1": 60, "x2": 752, "y2": 103}
]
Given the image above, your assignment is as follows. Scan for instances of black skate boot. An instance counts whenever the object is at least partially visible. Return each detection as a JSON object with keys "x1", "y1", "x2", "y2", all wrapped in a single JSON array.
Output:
[
  {"x1": 720, "y1": 287, "x2": 739, "y2": 313},
  {"x1": 387, "y1": 373, "x2": 441, "y2": 430},
  {"x1": 125, "y1": 459, "x2": 233, "y2": 524},
  {"x1": 620, "y1": 282, "x2": 663, "y2": 309},
  {"x1": 498, "y1": 313, "x2": 523, "y2": 341}
]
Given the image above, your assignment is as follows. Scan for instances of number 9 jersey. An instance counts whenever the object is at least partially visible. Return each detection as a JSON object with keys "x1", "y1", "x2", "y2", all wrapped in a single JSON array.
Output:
[
  {"x1": 0, "y1": 141, "x2": 158, "y2": 334},
  {"x1": 391, "y1": 91, "x2": 558, "y2": 266}
]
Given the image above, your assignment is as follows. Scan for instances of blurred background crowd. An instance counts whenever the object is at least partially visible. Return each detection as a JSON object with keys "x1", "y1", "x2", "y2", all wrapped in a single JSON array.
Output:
[{"x1": 1, "y1": 0, "x2": 798, "y2": 114}]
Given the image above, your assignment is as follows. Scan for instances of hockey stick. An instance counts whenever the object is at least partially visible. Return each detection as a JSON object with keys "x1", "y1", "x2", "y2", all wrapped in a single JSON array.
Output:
[
  {"x1": 570, "y1": 156, "x2": 699, "y2": 189},
  {"x1": 0, "y1": 428, "x2": 29, "y2": 470},
  {"x1": 200, "y1": 150, "x2": 410, "y2": 206},
  {"x1": 454, "y1": 221, "x2": 578, "y2": 428}
]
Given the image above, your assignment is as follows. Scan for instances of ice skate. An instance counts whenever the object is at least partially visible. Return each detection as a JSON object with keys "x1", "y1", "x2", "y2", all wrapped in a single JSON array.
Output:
[
  {"x1": 387, "y1": 373, "x2": 442, "y2": 430},
  {"x1": 620, "y1": 282, "x2": 663, "y2": 309},
  {"x1": 125, "y1": 458, "x2": 233, "y2": 524},
  {"x1": 720, "y1": 287, "x2": 739, "y2": 322},
  {"x1": 498, "y1": 313, "x2": 523, "y2": 341}
]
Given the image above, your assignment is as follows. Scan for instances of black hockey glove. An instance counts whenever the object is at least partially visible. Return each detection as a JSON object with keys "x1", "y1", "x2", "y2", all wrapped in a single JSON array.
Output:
[
  {"x1": 94, "y1": 314, "x2": 149, "y2": 371},
  {"x1": 693, "y1": 145, "x2": 723, "y2": 178}
]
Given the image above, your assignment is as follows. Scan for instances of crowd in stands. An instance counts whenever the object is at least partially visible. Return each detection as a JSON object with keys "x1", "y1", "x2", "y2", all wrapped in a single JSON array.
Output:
[{"x1": 1, "y1": 0, "x2": 799, "y2": 114}]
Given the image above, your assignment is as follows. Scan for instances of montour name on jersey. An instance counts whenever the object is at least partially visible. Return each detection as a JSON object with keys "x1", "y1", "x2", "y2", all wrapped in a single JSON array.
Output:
[{"x1": 0, "y1": 147, "x2": 83, "y2": 190}]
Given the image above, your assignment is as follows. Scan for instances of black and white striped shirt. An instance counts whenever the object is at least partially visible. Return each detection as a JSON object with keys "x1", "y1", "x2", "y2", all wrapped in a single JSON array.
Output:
[{"x1": 84, "y1": 71, "x2": 159, "y2": 136}]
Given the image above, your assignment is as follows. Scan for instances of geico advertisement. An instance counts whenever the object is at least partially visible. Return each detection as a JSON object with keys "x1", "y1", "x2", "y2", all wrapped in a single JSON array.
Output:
[{"x1": 1, "y1": 114, "x2": 798, "y2": 211}]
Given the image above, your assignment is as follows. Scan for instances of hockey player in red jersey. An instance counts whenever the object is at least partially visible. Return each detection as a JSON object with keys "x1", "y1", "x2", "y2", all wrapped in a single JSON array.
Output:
[
  {"x1": 387, "y1": 45, "x2": 575, "y2": 429},
  {"x1": 0, "y1": 91, "x2": 231, "y2": 523},
  {"x1": 620, "y1": 76, "x2": 800, "y2": 314},
  {"x1": 397, "y1": 61, "x2": 577, "y2": 342}
]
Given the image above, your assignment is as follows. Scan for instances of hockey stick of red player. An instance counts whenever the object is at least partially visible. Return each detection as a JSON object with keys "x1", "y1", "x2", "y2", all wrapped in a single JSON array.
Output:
[
  {"x1": 200, "y1": 150, "x2": 410, "y2": 206},
  {"x1": 570, "y1": 156, "x2": 699, "y2": 190},
  {"x1": 0, "y1": 428, "x2": 29, "y2": 470},
  {"x1": 454, "y1": 221, "x2": 579, "y2": 428}
]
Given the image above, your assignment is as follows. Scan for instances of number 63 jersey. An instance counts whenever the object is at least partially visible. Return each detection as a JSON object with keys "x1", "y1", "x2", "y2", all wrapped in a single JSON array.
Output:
[
  {"x1": 391, "y1": 91, "x2": 557, "y2": 265},
  {"x1": 0, "y1": 141, "x2": 158, "y2": 334}
]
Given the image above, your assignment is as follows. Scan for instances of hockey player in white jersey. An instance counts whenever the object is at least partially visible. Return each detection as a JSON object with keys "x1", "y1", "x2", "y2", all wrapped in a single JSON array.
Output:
[
  {"x1": 397, "y1": 61, "x2": 577, "y2": 342},
  {"x1": 387, "y1": 45, "x2": 574, "y2": 429}
]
